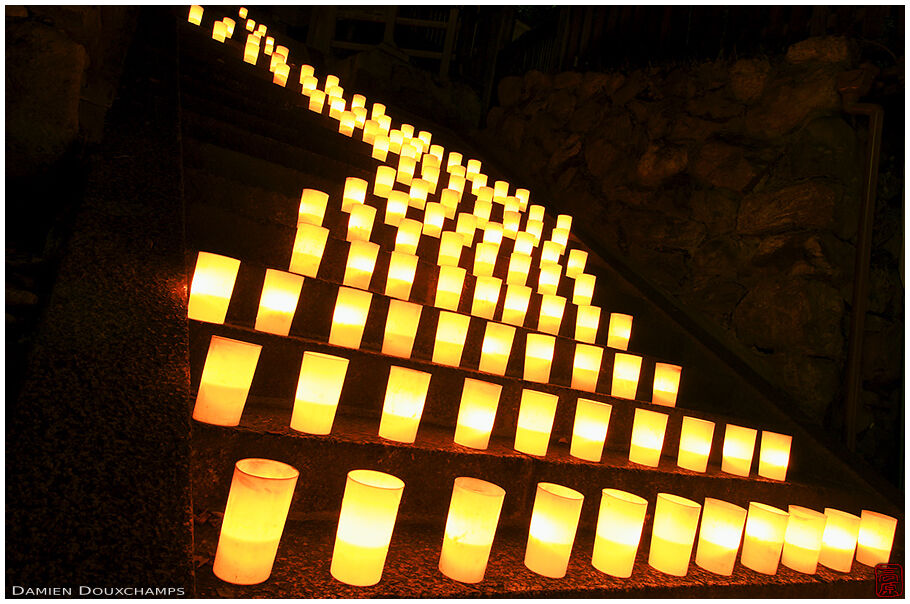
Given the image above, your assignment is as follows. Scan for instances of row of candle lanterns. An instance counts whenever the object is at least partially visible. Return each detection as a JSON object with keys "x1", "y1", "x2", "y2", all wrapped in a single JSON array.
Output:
[{"x1": 213, "y1": 457, "x2": 897, "y2": 587}]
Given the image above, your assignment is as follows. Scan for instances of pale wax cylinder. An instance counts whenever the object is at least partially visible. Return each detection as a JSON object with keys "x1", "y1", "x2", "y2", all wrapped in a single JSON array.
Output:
[
  {"x1": 607, "y1": 313, "x2": 633, "y2": 350},
  {"x1": 652, "y1": 363, "x2": 682, "y2": 407},
  {"x1": 346, "y1": 202, "x2": 376, "y2": 243},
  {"x1": 471, "y1": 276, "x2": 502, "y2": 320},
  {"x1": 298, "y1": 189, "x2": 329, "y2": 227},
  {"x1": 571, "y1": 343, "x2": 603, "y2": 392},
  {"x1": 329, "y1": 287, "x2": 373, "y2": 349},
  {"x1": 188, "y1": 251, "x2": 241, "y2": 324},
  {"x1": 575, "y1": 305, "x2": 601, "y2": 344},
  {"x1": 254, "y1": 269, "x2": 304, "y2": 337},
  {"x1": 439, "y1": 477, "x2": 506, "y2": 583},
  {"x1": 394, "y1": 218, "x2": 422, "y2": 255},
  {"x1": 781, "y1": 505, "x2": 826, "y2": 574},
  {"x1": 677, "y1": 416, "x2": 715, "y2": 473},
  {"x1": 856, "y1": 510, "x2": 897, "y2": 567},
  {"x1": 514, "y1": 389, "x2": 559, "y2": 456},
  {"x1": 342, "y1": 240, "x2": 379, "y2": 290},
  {"x1": 384, "y1": 191, "x2": 409, "y2": 227},
  {"x1": 378, "y1": 366, "x2": 432, "y2": 443},
  {"x1": 507, "y1": 253, "x2": 532, "y2": 286},
  {"x1": 524, "y1": 483, "x2": 584, "y2": 578},
  {"x1": 290, "y1": 351, "x2": 349, "y2": 434},
  {"x1": 648, "y1": 493, "x2": 702, "y2": 576},
  {"x1": 438, "y1": 231, "x2": 465, "y2": 267},
  {"x1": 432, "y1": 310, "x2": 471, "y2": 367},
  {"x1": 523, "y1": 333, "x2": 555, "y2": 384},
  {"x1": 193, "y1": 336, "x2": 261, "y2": 426},
  {"x1": 592, "y1": 488, "x2": 647, "y2": 577},
  {"x1": 629, "y1": 407, "x2": 669, "y2": 467},
  {"x1": 453, "y1": 378, "x2": 503, "y2": 450},
  {"x1": 570, "y1": 398, "x2": 612, "y2": 462},
  {"x1": 435, "y1": 265, "x2": 466, "y2": 311},
  {"x1": 375, "y1": 165, "x2": 396, "y2": 199},
  {"x1": 478, "y1": 321, "x2": 515, "y2": 376},
  {"x1": 819, "y1": 508, "x2": 860, "y2": 573},
  {"x1": 721, "y1": 424, "x2": 757, "y2": 477},
  {"x1": 758, "y1": 431, "x2": 792, "y2": 481},
  {"x1": 385, "y1": 251, "x2": 418, "y2": 301},
  {"x1": 538, "y1": 294, "x2": 566, "y2": 336},
  {"x1": 381, "y1": 299, "x2": 422, "y2": 358},
  {"x1": 695, "y1": 498, "x2": 747, "y2": 575},
  {"x1": 289, "y1": 224, "x2": 329, "y2": 277},
  {"x1": 501, "y1": 284, "x2": 531, "y2": 327},
  {"x1": 473, "y1": 241, "x2": 498, "y2": 277},
  {"x1": 611, "y1": 353, "x2": 642, "y2": 399},
  {"x1": 741, "y1": 502, "x2": 789, "y2": 575}
]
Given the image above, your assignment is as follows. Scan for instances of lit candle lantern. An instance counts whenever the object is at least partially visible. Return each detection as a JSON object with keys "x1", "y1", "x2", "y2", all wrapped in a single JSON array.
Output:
[
  {"x1": 289, "y1": 223, "x2": 329, "y2": 277},
  {"x1": 401, "y1": 123, "x2": 415, "y2": 138},
  {"x1": 606, "y1": 313, "x2": 633, "y2": 350},
  {"x1": 346, "y1": 202, "x2": 376, "y2": 243},
  {"x1": 324, "y1": 73, "x2": 340, "y2": 90},
  {"x1": 422, "y1": 202, "x2": 446, "y2": 238},
  {"x1": 274, "y1": 45, "x2": 288, "y2": 61},
  {"x1": 328, "y1": 97, "x2": 346, "y2": 120},
  {"x1": 188, "y1": 251, "x2": 241, "y2": 324},
  {"x1": 466, "y1": 159, "x2": 482, "y2": 178},
  {"x1": 238, "y1": 7, "x2": 248, "y2": 19},
  {"x1": 299, "y1": 64, "x2": 314, "y2": 83},
  {"x1": 537, "y1": 262, "x2": 562, "y2": 296},
  {"x1": 439, "y1": 189, "x2": 460, "y2": 220},
  {"x1": 523, "y1": 333, "x2": 555, "y2": 384},
  {"x1": 782, "y1": 505, "x2": 827, "y2": 574},
  {"x1": 573, "y1": 273, "x2": 595, "y2": 305},
  {"x1": 342, "y1": 240, "x2": 379, "y2": 290},
  {"x1": 856, "y1": 510, "x2": 897, "y2": 567},
  {"x1": 400, "y1": 142, "x2": 420, "y2": 161},
  {"x1": 819, "y1": 508, "x2": 860, "y2": 573},
  {"x1": 538, "y1": 294, "x2": 566, "y2": 336},
  {"x1": 648, "y1": 493, "x2": 702, "y2": 576},
  {"x1": 570, "y1": 398, "x2": 612, "y2": 462},
  {"x1": 422, "y1": 154, "x2": 440, "y2": 172},
  {"x1": 421, "y1": 165, "x2": 440, "y2": 192},
  {"x1": 290, "y1": 351, "x2": 349, "y2": 434},
  {"x1": 439, "y1": 477, "x2": 506, "y2": 583},
  {"x1": 695, "y1": 498, "x2": 747, "y2": 576},
  {"x1": 374, "y1": 165, "x2": 396, "y2": 199},
  {"x1": 652, "y1": 363, "x2": 682, "y2": 407},
  {"x1": 551, "y1": 227, "x2": 570, "y2": 249},
  {"x1": 504, "y1": 196, "x2": 521, "y2": 214},
  {"x1": 473, "y1": 199, "x2": 493, "y2": 226},
  {"x1": 629, "y1": 407, "x2": 669, "y2": 467},
  {"x1": 456, "y1": 212, "x2": 477, "y2": 244},
  {"x1": 328, "y1": 86, "x2": 344, "y2": 101},
  {"x1": 437, "y1": 231, "x2": 465, "y2": 267},
  {"x1": 307, "y1": 89, "x2": 326, "y2": 113},
  {"x1": 472, "y1": 241, "x2": 499, "y2": 277},
  {"x1": 571, "y1": 343, "x2": 603, "y2": 392},
  {"x1": 449, "y1": 165, "x2": 467, "y2": 179},
  {"x1": 350, "y1": 93, "x2": 365, "y2": 109},
  {"x1": 187, "y1": 5, "x2": 203, "y2": 25},
  {"x1": 331, "y1": 470, "x2": 404, "y2": 586},
  {"x1": 470, "y1": 174, "x2": 489, "y2": 193},
  {"x1": 529, "y1": 204, "x2": 545, "y2": 222},
  {"x1": 471, "y1": 276, "x2": 502, "y2": 320},
  {"x1": 394, "y1": 218, "x2": 422, "y2": 255},
  {"x1": 503, "y1": 211, "x2": 521, "y2": 238},
  {"x1": 389, "y1": 130, "x2": 403, "y2": 155},
  {"x1": 263, "y1": 36, "x2": 274, "y2": 56},
  {"x1": 433, "y1": 310, "x2": 471, "y2": 367},
  {"x1": 342, "y1": 177, "x2": 368, "y2": 213},
  {"x1": 385, "y1": 251, "x2": 418, "y2": 301},
  {"x1": 298, "y1": 189, "x2": 329, "y2": 227},
  {"x1": 501, "y1": 284, "x2": 531, "y2": 327},
  {"x1": 352, "y1": 106, "x2": 368, "y2": 129},
  {"x1": 514, "y1": 232, "x2": 535, "y2": 256},
  {"x1": 371, "y1": 102, "x2": 386, "y2": 120},
  {"x1": 337, "y1": 110, "x2": 355, "y2": 135},
  {"x1": 741, "y1": 502, "x2": 789, "y2": 574},
  {"x1": 362, "y1": 120, "x2": 380, "y2": 144},
  {"x1": 758, "y1": 431, "x2": 792, "y2": 481},
  {"x1": 566, "y1": 249, "x2": 588, "y2": 278},
  {"x1": 255, "y1": 269, "x2": 304, "y2": 337},
  {"x1": 493, "y1": 180, "x2": 509, "y2": 200},
  {"x1": 397, "y1": 156, "x2": 416, "y2": 186},
  {"x1": 212, "y1": 458, "x2": 298, "y2": 585},
  {"x1": 223, "y1": 17, "x2": 235, "y2": 37},
  {"x1": 448, "y1": 172, "x2": 467, "y2": 195},
  {"x1": 515, "y1": 188, "x2": 530, "y2": 211},
  {"x1": 329, "y1": 287, "x2": 373, "y2": 349},
  {"x1": 417, "y1": 130, "x2": 432, "y2": 148},
  {"x1": 525, "y1": 483, "x2": 584, "y2": 578},
  {"x1": 478, "y1": 321, "x2": 515, "y2": 376},
  {"x1": 575, "y1": 305, "x2": 601, "y2": 344},
  {"x1": 192, "y1": 336, "x2": 261, "y2": 426},
  {"x1": 272, "y1": 63, "x2": 290, "y2": 87},
  {"x1": 376, "y1": 114, "x2": 391, "y2": 133},
  {"x1": 447, "y1": 151, "x2": 463, "y2": 170},
  {"x1": 381, "y1": 299, "x2": 422, "y2": 359},
  {"x1": 514, "y1": 389, "x2": 559, "y2": 456},
  {"x1": 379, "y1": 192, "x2": 408, "y2": 230},
  {"x1": 506, "y1": 253, "x2": 532, "y2": 286},
  {"x1": 435, "y1": 265, "x2": 466, "y2": 311},
  {"x1": 212, "y1": 20, "x2": 227, "y2": 42},
  {"x1": 556, "y1": 214, "x2": 573, "y2": 231},
  {"x1": 454, "y1": 379, "x2": 503, "y2": 449},
  {"x1": 677, "y1": 416, "x2": 715, "y2": 473},
  {"x1": 267, "y1": 48, "x2": 280, "y2": 68},
  {"x1": 541, "y1": 240, "x2": 563, "y2": 264},
  {"x1": 610, "y1": 353, "x2": 642, "y2": 399},
  {"x1": 525, "y1": 219, "x2": 544, "y2": 245},
  {"x1": 592, "y1": 488, "x2": 647, "y2": 577},
  {"x1": 482, "y1": 223, "x2": 503, "y2": 248},
  {"x1": 429, "y1": 144, "x2": 445, "y2": 162},
  {"x1": 378, "y1": 365, "x2": 432, "y2": 443},
  {"x1": 721, "y1": 424, "x2": 757, "y2": 477},
  {"x1": 245, "y1": 19, "x2": 255, "y2": 32}
]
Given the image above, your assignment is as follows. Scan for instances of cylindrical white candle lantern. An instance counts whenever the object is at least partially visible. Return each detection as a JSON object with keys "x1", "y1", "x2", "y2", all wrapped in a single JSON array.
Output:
[
  {"x1": 372, "y1": 134, "x2": 390, "y2": 162},
  {"x1": 212, "y1": 20, "x2": 227, "y2": 43},
  {"x1": 352, "y1": 106, "x2": 368, "y2": 129},
  {"x1": 514, "y1": 231, "x2": 535, "y2": 256},
  {"x1": 454, "y1": 378, "x2": 502, "y2": 450},
  {"x1": 435, "y1": 265, "x2": 466, "y2": 311},
  {"x1": 222, "y1": 17, "x2": 235, "y2": 37},
  {"x1": 493, "y1": 179, "x2": 509, "y2": 199},
  {"x1": 437, "y1": 231, "x2": 465, "y2": 267},
  {"x1": 537, "y1": 261, "x2": 562, "y2": 296},
  {"x1": 439, "y1": 188, "x2": 460, "y2": 220},
  {"x1": 328, "y1": 97, "x2": 346, "y2": 121},
  {"x1": 213, "y1": 458, "x2": 299, "y2": 585},
  {"x1": 782, "y1": 505, "x2": 826, "y2": 574},
  {"x1": 575, "y1": 305, "x2": 601, "y2": 344},
  {"x1": 342, "y1": 177, "x2": 368, "y2": 213},
  {"x1": 541, "y1": 240, "x2": 563, "y2": 264},
  {"x1": 301, "y1": 75, "x2": 318, "y2": 96},
  {"x1": 187, "y1": 5, "x2": 203, "y2": 25},
  {"x1": 272, "y1": 63, "x2": 290, "y2": 87},
  {"x1": 741, "y1": 502, "x2": 789, "y2": 575},
  {"x1": 501, "y1": 284, "x2": 531, "y2": 327},
  {"x1": 471, "y1": 276, "x2": 502, "y2": 320},
  {"x1": 507, "y1": 253, "x2": 532, "y2": 286},
  {"x1": 447, "y1": 151, "x2": 463, "y2": 170},
  {"x1": 329, "y1": 287, "x2": 373, "y2": 349},
  {"x1": 551, "y1": 227, "x2": 570, "y2": 249},
  {"x1": 432, "y1": 310, "x2": 471, "y2": 367},
  {"x1": 629, "y1": 407, "x2": 669, "y2": 467},
  {"x1": 525, "y1": 483, "x2": 584, "y2": 578},
  {"x1": 385, "y1": 251, "x2": 418, "y2": 301},
  {"x1": 695, "y1": 498, "x2": 747, "y2": 575},
  {"x1": 503, "y1": 211, "x2": 521, "y2": 238},
  {"x1": 188, "y1": 251, "x2": 241, "y2": 324},
  {"x1": 592, "y1": 488, "x2": 647, "y2": 578},
  {"x1": 526, "y1": 219, "x2": 544, "y2": 245},
  {"x1": 515, "y1": 188, "x2": 530, "y2": 211},
  {"x1": 648, "y1": 493, "x2": 702, "y2": 576},
  {"x1": 243, "y1": 37, "x2": 260, "y2": 65},
  {"x1": 573, "y1": 273, "x2": 595, "y2": 305},
  {"x1": 289, "y1": 223, "x2": 329, "y2": 277},
  {"x1": 652, "y1": 363, "x2": 682, "y2": 407},
  {"x1": 346, "y1": 202, "x2": 376, "y2": 243},
  {"x1": 397, "y1": 156, "x2": 416, "y2": 186},
  {"x1": 371, "y1": 102, "x2": 386, "y2": 120},
  {"x1": 456, "y1": 212, "x2": 477, "y2": 244},
  {"x1": 677, "y1": 416, "x2": 715, "y2": 473},
  {"x1": 570, "y1": 398, "x2": 612, "y2": 462},
  {"x1": 409, "y1": 178, "x2": 431, "y2": 210},
  {"x1": 394, "y1": 218, "x2": 422, "y2": 255},
  {"x1": 298, "y1": 189, "x2": 329, "y2": 227},
  {"x1": 538, "y1": 294, "x2": 566, "y2": 336},
  {"x1": 819, "y1": 508, "x2": 860, "y2": 573},
  {"x1": 721, "y1": 424, "x2": 757, "y2": 477},
  {"x1": 331, "y1": 470, "x2": 404, "y2": 586},
  {"x1": 607, "y1": 313, "x2": 632, "y2": 350},
  {"x1": 472, "y1": 199, "x2": 493, "y2": 227},
  {"x1": 382, "y1": 299, "x2": 422, "y2": 359},
  {"x1": 307, "y1": 89, "x2": 326, "y2": 113},
  {"x1": 514, "y1": 389, "x2": 559, "y2": 456},
  {"x1": 571, "y1": 343, "x2": 603, "y2": 393},
  {"x1": 238, "y1": 7, "x2": 247, "y2": 18},
  {"x1": 472, "y1": 241, "x2": 499, "y2": 277},
  {"x1": 466, "y1": 158, "x2": 482, "y2": 178},
  {"x1": 611, "y1": 353, "x2": 642, "y2": 399},
  {"x1": 342, "y1": 240, "x2": 379, "y2": 290},
  {"x1": 422, "y1": 202, "x2": 446, "y2": 238},
  {"x1": 255, "y1": 269, "x2": 304, "y2": 337},
  {"x1": 478, "y1": 321, "x2": 515, "y2": 376},
  {"x1": 856, "y1": 510, "x2": 898, "y2": 567},
  {"x1": 378, "y1": 365, "x2": 432, "y2": 443},
  {"x1": 290, "y1": 351, "x2": 349, "y2": 434},
  {"x1": 384, "y1": 191, "x2": 409, "y2": 227},
  {"x1": 471, "y1": 174, "x2": 489, "y2": 194},
  {"x1": 758, "y1": 431, "x2": 792, "y2": 481},
  {"x1": 193, "y1": 336, "x2": 261, "y2": 426},
  {"x1": 528, "y1": 204, "x2": 545, "y2": 222},
  {"x1": 439, "y1": 477, "x2": 506, "y2": 583},
  {"x1": 566, "y1": 249, "x2": 588, "y2": 278},
  {"x1": 482, "y1": 222, "x2": 503, "y2": 247},
  {"x1": 362, "y1": 120, "x2": 380, "y2": 144},
  {"x1": 524, "y1": 333, "x2": 555, "y2": 384}
]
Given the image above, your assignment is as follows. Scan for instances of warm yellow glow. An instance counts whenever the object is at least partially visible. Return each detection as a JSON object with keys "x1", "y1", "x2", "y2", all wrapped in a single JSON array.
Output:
[
  {"x1": 298, "y1": 64, "x2": 314, "y2": 83},
  {"x1": 422, "y1": 152, "x2": 440, "y2": 170},
  {"x1": 433, "y1": 310, "x2": 471, "y2": 367},
  {"x1": 447, "y1": 151, "x2": 463, "y2": 170},
  {"x1": 422, "y1": 163, "x2": 440, "y2": 189},
  {"x1": 307, "y1": 89, "x2": 325, "y2": 113},
  {"x1": 551, "y1": 227, "x2": 570, "y2": 249},
  {"x1": 388, "y1": 130, "x2": 403, "y2": 154},
  {"x1": 473, "y1": 199, "x2": 493, "y2": 226},
  {"x1": 329, "y1": 287, "x2": 373, "y2": 349},
  {"x1": 370, "y1": 133, "x2": 390, "y2": 162},
  {"x1": 346, "y1": 202, "x2": 376, "y2": 243},
  {"x1": 514, "y1": 232, "x2": 535, "y2": 256},
  {"x1": 342, "y1": 177, "x2": 368, "y2": 213},
  {"x1": 514, "y1": 389, "x2": 559, "y2": 456},
  {"x1": 501, "y1": 284, "x2": 531, "y2": 327},
  {"x1": 381, "y1": 193, "x2": 408, "y2": 230},
  {"x1": 254, "y1": 269, "x2": 304, "y2": 337},
  {"x1": 524, "y1": 333, "x2": 555, "y2": 384},
  {"x1": 274, "y1": 45, "x2": 288, "y2": 60},
  {"x1": 245, "y1": 19, "x2": 255, "y2": 33},
  {"x1": 515, "y1": 188, "x2": 530, "y2": 211},
  {"x1": 741, "y1": 502, "x2": 789, "y2": 575},
  {"x1": 382, "y1": 300, "x2": 422, "y2": 358},
  {"x1": 570, "y1": 343, "x2": 603, "y2": 392},
  {"x1": 454, "y1": 379, "x2": 503, "y2": 450},
  {"x1": 611, "y1": 353, "x2": 642, "y2": 399},
  {"x1": 506, "y1": 253, "x2": 531, "y2": 287},
  {"x1": 575, "y1": 305, "x2": 600, "y2": 344},
  {"x1": 353, "y1": 106, "x2": 368, "y2": 129},
  {"x1": 439, "y1": 188, "x2": 460, "y2": 220},
  {"x1": 188, "y1": 5, "x2": 203, "y2": 25},
  {"x1": 298, "y1": 189, "x2": 329, "y2": 227},
  {"x1": 782, "y1": 505, "x2": 826, "y2": 574},
  {"x1": 371, "y1": 102, "x2": 386, "y2": 120},
  {"x1": 629, "y1": 407, "x2": 669, "y2": 467},
  {"x1": 541, "y1": 240, "x2": 563, "y2": 264},
  {"x1": 471, "y1": 276, "x2": 502, "y2": 320},
  {"x1": 342, "y1": 240, "x2": 379, "y2": 290},
  {"x1": 400, "y1": 123, "x2": 415, "y2": 138},
  {"x1": 677, "y1": 416, "x2": 714, "y2": 473},
  {"x1": 328, "y1": 97, "x2": 346, "y2": 120},
  {"x1": 385, "y1": 251, "x2": 418, "y2": 301},
  {"x1": 503, "y1": 211, "x2": 521, "y2": 238},
  {"x1": 482, "y1": 222, "x2": 503, "y2": 247},
  {"x1": 819, "y1": 508, "x2": 860, "y2": 573},
  {"x1": 327, "y1": 84, "x2": 343, "y2": 98},
  {"x1": 374, "y1": 165, "x2": 396, "y2": 199},
  {"x1": 472, "y1": 241, "x2": 499, "y2": 277},
  {"x1": 565, "y1": 249, "x2": 588, "y2": 278},
  {"x1": 263, "y1": 36, "x2": 274, "y2": 56},
  {"x1": 573, "y1": 273, "x2": 595, "y2": 305},
  {"x1": 362, "y1": 120, "x2": 380, "y2": 145},
  {"x1": 607, "y1": 313, "x2": 633, "y2": 350},
  {"x1": 525, "y1": 483, "x2": 584, "y2": 578},
  {"x1": 648, "y1": 493, "x2": 702, "y2": 576},
  {"x1": 478, "y1": 322, "x2": 515, "y2": 376},
  {"x1": 290, "y1": 351, "x2": 349, "y2": 434},
  {"x1": 331, "y1": 470, "x2": 404, "y2": 586},
  {"x1": 470, "y1": 173, "x2": 489, "y2": 193},
  {"x1": 188, "y1": 251, "x2": 241, "y2": 324},
  {"x1": 378, "y1": 366, "x2": 432, "y2": 443},
  {"x1": 289, "y1": 223, "x2": 329, "y2": 277},
  {"x1": 417, "y1": 130, "x2": 432, "y2": 149},
  {"x1": 695, "y1": 498, "x2": 747, "y2": 576},
  {"x1": 592, "y1": 488, "x2": 647, "y2": 577},
  {"x1": 652, "y1": 363, "x2": 682, "y2": 407},
  {"x1": 422, "y1": 202, "x2": 446, "y2": 238},
  {"x1": 212, "y1": 20, "x2": 227, "y2": 42},
  {"x1": 758, "y1": 431, "x2": 792, "y2": 481},
  {"x1": 238, "y1": 7, "x2": 248, "y2": 19},
  {"x1": 537, "y1": 262, "x2": 562, "y2": 296},
  {"x1": 394, "y1": 218, "x2": 422, "y2": 255},
  {"x1": 856, "y1": 510, "x2": 897, "y2": 567},
  {"x1": 570, "y1": 398, "x2": 612, "y2": 462},
  {"x1": 350, "y1": 93, "x2": 366, "y2": 109},
  {"x1": 397, "y1": 155, "x2": 416, "y2": 186},
  {"x1": 437, "y1": 231, "x2": 465, "y2": 267},
  {"x1": 528, "y1": 204, "x2": 545, "y2": 222},
  {"x1": 439, "y1": 477, "x2": 505, "y2": 583},
  {"x1": 213, "y1": 459, "x2": 298, "y2": 585},
  {"x1": 466, "y1": 158, "x2": 482, "y2": 178},
  {"x1": 222, "y1": 17, "x2": 235, "y2": 37},
  {"x1": 272, "y1": 63, "x2": 290, "y2": 87},
  {"x1": 337, "y1": 110, "x2": 356, "y2": 135},
  {"x1": 504, "y1": 196, "x2": 521, "y2": 214},
  {"x1": 435, "y1": 265, "x2": 466, "y2": 311},
  {"x1": 376, "y1": 114, "x2": 391, "y2": 133},
  {"x1": 556, "y1": 214, "x2": 572, "y2": 231},
  {"x1": 401, "y1": 141, "x2": 419, "y2": 162},
  {"x1": 493, "y1": 179, "x2": 509, "y2": 199},
  {"x1": 721, "y1": 424, "x2": 757, "y2": 477},
  {"x1": 409, "y1": 178, "x2": 431, "y2": 210},
  {"x1": 456, "y1": 212, "x2": 477, "y2": 244},
  {"x1": 538, "y1": 294, "x2": 567, "y2": 336},
  {"x1": 193, "y1": 336, "x2": 261, "y2": 427},
  {"x1": 448, "y1": 172, "x2": 467, "y2": 195},
  {"x1": 429, "y1": 144, "x2": 444, "y2": 162}
]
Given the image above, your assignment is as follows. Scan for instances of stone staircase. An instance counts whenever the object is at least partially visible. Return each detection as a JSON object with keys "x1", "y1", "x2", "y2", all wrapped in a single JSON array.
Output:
[{"x1": 177, "y1": 9, "x2": 900, "y2": 598}]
